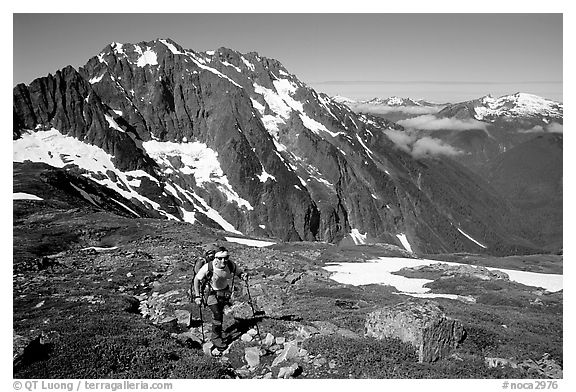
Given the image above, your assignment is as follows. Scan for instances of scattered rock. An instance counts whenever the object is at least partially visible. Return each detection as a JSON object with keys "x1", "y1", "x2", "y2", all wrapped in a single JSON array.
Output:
[
  {"x1": 269, "y1": 344, "x2": 282, "y2": 353},
  {"x1": 277, "y1": 363, "x2": 300, "y2": 378},
  {"x1": 335, "y1": 299, "x2": 360, "y2": 309},
  {"x1": 313, "y1": 357, "x2": 327, "y2": 367},
  {"x1": 235, "y1": 368, "x2": 251, "y2": 378},
  {"x1": 275, "y1": 336, "x2": 286, "y2": 345},
  {"x1": 244, "y1": 346, "x2": 261, "y2": 369},
  {"x1": 365, "y1": 301, "x2": 466, "y2": 363},
  {"x1": 272, "y1": 341, "x2": 300, "y2": 367},
  {"x1": 537, "y1": 355, "x2": 563, "y2": 379},
  {"x1": 518, "y1": 353, "x2": 563, "y2": 379},
  {"x1": 202, "y1": 342, "x2": 213, "y2": 356},
  {"x1": 263, "y1": 333, "x2": 275, "y2": 347},
  {"x1": 173, "y1": 331, "x2": 203, "y2": 348},
  {"x1": 285, "y1": 272, "x2": 303, "y2": 284},
  {"x1": 485, "y1": 357, "x2": 518, "y2": 368},
  {"x1": 174, "y1": 309, "x2": 190, "y2": 326},
  {"x1": 290, "y1": 324, "x2": 320, "y2": 341},
  {"x1": 241, "y1": 333, "x2": 253, "y2": 342},
  {"x1": 157, "y1": 317, "x2": 179, "y2": 333},
  {"x1": 13, "y1": 331, "x2": 57, "y2": 365}
]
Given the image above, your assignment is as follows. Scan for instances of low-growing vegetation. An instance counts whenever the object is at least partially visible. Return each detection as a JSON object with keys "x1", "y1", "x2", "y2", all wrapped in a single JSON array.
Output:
[{"x1": 13, "y1": 201, "x2": 562, "y2": 379}]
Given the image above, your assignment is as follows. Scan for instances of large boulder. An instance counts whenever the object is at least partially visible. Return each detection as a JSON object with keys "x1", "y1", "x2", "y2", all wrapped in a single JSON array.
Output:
[{"x1": 365, "y1": 301, "x2": 466, "y2": 363}]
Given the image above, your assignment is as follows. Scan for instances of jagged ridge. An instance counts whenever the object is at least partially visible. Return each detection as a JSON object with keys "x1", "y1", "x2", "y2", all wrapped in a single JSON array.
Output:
[{"x1": 13, "y1": 38, "x2": 542, "y2": 255}]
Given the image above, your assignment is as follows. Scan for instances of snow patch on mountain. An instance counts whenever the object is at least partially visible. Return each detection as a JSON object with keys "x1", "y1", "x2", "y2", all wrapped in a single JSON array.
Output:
[
  {"x1": 185, "y1": 52, "x2": 242, "y2": 88},
  {"x1": 473, "y1": 93, "x2": 562, "y2": 121},
  {"x1": 254, "y1": 83, "x2": 292, "y2": 119},
  {"x1": 350, "y1": 229, "x2": 367, "y2": 245},
  {"x1": 240, "y1": 55, "x2": 255, "y2": 71},
  {"x1": 254, "y1": 79, "x2": 344, "y2": 139},
  {"x1": 396, "y1": 233, "x2": 413, "y2": 253},
  {"x1": 257, "y1": 169, "x2": 276, "y2": 183},
  {"x1": 141, "y1": 140, "x2": 253, "y2": 211},
  {"x1": 299, "y1": 113, "x2": 342, "y2": 137},
  {"x1": 110, "y1": 198, "x2": 141, "y2": 217},
  {"x1": 104, "y1": 114, "x2": 125, "y2": 133},
  {"x1": 457, "y1": 228, "x2": 487, "y2": 249},
  {"x1": 225, "y1": 237, "x2": 276, "y2": 247},
  {"x1": 135, "y1": 46, "x2": 158, "y2": 67},
  {"x1": 89, "y1": 74, "x2": 105, "y2": 84},
  {"x1": 221, "y1": 60, "x2": 242, "y2": 73},
  {"x1": 159, "y1": 39, "x2": 183, "y2": 55},
  {"x1": 13, "y1": 192, "x2": 43, "y2": 201},
  {"x1": 170, "y1": 183, "x2": 242, "y2": 234},
  {"x1": 13, "y1": 129, "x2": 179, "y2": 220}
]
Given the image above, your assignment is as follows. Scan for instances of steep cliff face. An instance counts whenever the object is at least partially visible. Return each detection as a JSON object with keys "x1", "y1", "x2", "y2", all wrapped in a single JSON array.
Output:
[{"x1": 13, "y1": 38, "x2": 540, "y2": 255}]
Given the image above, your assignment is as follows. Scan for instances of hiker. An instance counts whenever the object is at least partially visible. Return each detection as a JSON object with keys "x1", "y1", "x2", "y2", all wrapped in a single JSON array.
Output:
[
  {"x1": 190, "y1": 244, "x2": 218, "y2": 298},
  {"x1": 193, "y1": 246, "x2": 246, "y2": 350}
]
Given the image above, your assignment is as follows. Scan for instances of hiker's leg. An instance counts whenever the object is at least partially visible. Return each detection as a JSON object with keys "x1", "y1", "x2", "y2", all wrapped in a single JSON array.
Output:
[{"x1": 209, "y1": 302, "x2": 225, "y2": 348}]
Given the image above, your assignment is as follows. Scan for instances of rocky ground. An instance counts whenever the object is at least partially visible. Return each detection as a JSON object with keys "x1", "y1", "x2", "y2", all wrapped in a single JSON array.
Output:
[{"x1": 13, "y1": 199, "x2": 563, "y2": 379}]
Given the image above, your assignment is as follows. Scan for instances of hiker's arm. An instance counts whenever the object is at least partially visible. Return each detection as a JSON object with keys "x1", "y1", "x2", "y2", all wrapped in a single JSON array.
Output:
[
  {"x1": 193, "y1": 276, "x2": 201, "y2": 298},
  {"x1": 193, "y1": 266, "x2": 206, "y2": 299}
]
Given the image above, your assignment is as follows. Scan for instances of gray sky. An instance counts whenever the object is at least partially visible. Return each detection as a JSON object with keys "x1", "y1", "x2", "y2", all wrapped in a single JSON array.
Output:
[{"x1": 13, "y1": 13, "x2": 563, "y2": 102}]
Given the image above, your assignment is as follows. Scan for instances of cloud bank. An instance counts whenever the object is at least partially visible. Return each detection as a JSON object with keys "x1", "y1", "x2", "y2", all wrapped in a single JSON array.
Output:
[
  {"x1": 518, "y1": 122, "x2": 563, "y2": 134},
  {"x1": 411, "y1": 137, "x2": 462, "y2": 159},
  {"x1": 383, "y1": 129, "x2": 462, "y2": 159},
  {"x1": 397, "y1": 114, "x2": 487, "y2": 131}
]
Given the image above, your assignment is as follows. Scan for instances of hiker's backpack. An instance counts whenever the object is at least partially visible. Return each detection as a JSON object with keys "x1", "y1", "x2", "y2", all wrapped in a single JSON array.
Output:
[
  {"x1": 193, "y1": 257, "x2": 207, "y2": 279},
  {"x1": 198, "y1": 259, "x2": 237, "y2": 304}
]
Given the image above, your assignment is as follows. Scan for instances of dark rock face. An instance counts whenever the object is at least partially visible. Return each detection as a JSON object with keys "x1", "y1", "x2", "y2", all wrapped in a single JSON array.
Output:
[
  {"x1": 13, "y1": 38, "x2": 544, "y2": 254},
  {"x1": 365, "y1": 301, "x2": 466, "y2": 363},
  {"x1": 13, "y1": 66, "x2": 154, "y2": 173}
]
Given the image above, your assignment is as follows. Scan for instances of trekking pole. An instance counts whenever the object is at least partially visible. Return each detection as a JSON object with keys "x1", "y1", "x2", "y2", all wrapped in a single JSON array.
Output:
[
  {"x1": 243, "y1": 274, "x2": 262, "y2": 341},
  {"x1": 198, "y1": 300, "x2": 205, "y2": 343}
]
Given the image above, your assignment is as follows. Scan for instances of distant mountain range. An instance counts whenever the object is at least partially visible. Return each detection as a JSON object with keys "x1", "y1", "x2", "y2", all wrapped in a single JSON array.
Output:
[
  {"x1": 336, "y1": 92, "x2": 563, "y2": 251},
  {"x1": 437, "y1": 93, "x2": 562, "y2": 125},
  {"x1": 13, "y1": 38, "x2": 558, "y2": 255},
  {"x1": 334, "y1": 96, "x2": 445, "y2": 108},
  {"x1": 332, "y1": 95, "x2": 446, "y2": 123}
]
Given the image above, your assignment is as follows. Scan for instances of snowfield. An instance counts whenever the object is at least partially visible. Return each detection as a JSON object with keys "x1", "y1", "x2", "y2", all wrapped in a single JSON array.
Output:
[
  {"x1": 323, "y1": 257, "x2": 563, "y2": 298},
  {"x1": 13, "y1": 192, "x2": 43, "y2": 201},
  {"x1": 225, "y1": 237, "x2": 276, "y2": 248}
]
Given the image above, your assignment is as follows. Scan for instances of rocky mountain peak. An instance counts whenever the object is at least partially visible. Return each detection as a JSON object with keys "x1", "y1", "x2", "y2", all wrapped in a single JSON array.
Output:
[{"x1": 13, "y1": 38, "x2": 547, "y2": 255}]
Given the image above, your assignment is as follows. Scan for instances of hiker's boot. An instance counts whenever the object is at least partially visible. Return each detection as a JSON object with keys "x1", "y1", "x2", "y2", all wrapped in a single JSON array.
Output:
[{"x1": 211, "y1": 321, "x2": 226, "y2": 350}]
